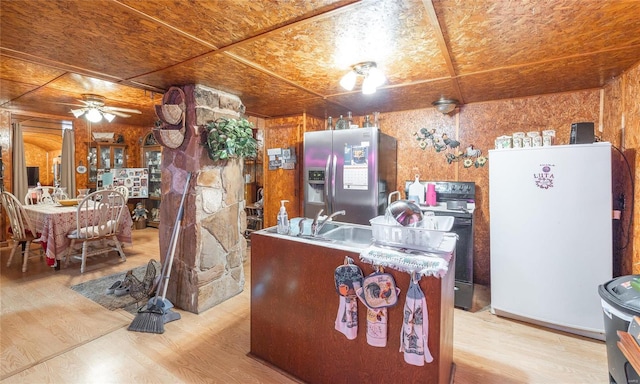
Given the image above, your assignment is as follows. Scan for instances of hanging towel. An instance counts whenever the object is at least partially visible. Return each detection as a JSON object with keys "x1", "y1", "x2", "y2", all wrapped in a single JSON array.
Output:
[
  {"x1": 365, "y1": 307, "x2": 388, "y2": 347},
  {"x1": 360, "y1": 245, "x2": 450, "y2": 278},
  {"x1": 400, "y1": 276, "x2": 434, "y2": 366},
  {"x1": 334, "y1": 257, "x2": 362, "y2": 340},
  {"x1": 335, "y1": 295, "x2": 358, "y2": 340},
  {"x1": 356, "y1": 268, "x2": 401, "y2": 347}
]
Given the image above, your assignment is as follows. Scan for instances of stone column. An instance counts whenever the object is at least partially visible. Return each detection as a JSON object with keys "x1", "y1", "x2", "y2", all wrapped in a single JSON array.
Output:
[{"x1": 160, "y1": 84, "x2": 248, "y2": 314}]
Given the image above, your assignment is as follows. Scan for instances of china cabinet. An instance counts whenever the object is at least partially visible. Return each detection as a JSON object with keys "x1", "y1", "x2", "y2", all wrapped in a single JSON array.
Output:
[
  {"x1": 87, "y1": 142, "x2": 127, "y2": 188},
  {"x1": 142, "y1": 132, "x2": 162, "y2": 228}
]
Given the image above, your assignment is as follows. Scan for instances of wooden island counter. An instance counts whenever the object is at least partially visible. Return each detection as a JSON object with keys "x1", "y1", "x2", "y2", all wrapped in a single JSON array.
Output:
[{"x1": 250, "y1": 229, "x2": 455, "y2": 384}]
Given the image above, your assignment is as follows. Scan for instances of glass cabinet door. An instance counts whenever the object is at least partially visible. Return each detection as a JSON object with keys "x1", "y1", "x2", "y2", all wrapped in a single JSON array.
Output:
[
  {"x1": 99, "y1": 146, "x2": 111, "y2": 168},
  {"x1": 145, "y1": 149, "x2": 162, "y2": 198},
  {"x1": 113, "y1": 147, "x2": 125, "y2": 169},
  {"x1": 142, "y1": 133, "x2": 162, "y2": 228},
  {"x1": 87, "y1": 143, "x2": 128, "y2": 189},
  {"x1": 88, "y1": 146, "x2": 98, "y2": 184}
]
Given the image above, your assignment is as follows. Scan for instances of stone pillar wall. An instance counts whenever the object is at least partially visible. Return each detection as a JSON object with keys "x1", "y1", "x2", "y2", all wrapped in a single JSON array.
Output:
[{"x1": 160, "y1": 84, "x2": 247, "y2": 314}]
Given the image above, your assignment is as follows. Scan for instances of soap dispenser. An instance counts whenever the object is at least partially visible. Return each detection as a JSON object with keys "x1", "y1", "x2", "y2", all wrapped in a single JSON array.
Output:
[{"x1": 277, "y1": 200, "x2": 290, "y2": 234}]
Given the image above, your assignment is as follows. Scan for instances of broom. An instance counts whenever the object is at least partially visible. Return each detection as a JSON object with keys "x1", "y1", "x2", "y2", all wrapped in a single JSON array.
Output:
[{"x1": 128, "y1": 172, "x2": 191, "y2": 334}]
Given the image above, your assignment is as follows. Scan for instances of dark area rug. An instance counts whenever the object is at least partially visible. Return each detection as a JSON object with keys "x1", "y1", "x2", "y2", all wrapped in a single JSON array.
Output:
[{"x1": 70, "y1": 261, "x2": 159, "y2": 315}]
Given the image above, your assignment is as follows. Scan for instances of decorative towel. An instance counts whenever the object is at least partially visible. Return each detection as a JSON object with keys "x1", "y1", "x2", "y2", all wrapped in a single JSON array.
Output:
[
  {"x1": 359, "y1": 245, "x2": 450, "y2": 278},
  {"x1": 356, "y1": 268, "x2": 400, "y2": 348},
  {"x1": 365, "y1": 307, "x2": 388, "y2": 347},
  {"x1": 400, "y1": 276, "x2": 434, "y2": 366},
  {"x1": 334, "y1": 257, "x2": 362, "y2": 340},
  {"x1": 335, "y1": 295, "x2": 358, "y2": 340}
]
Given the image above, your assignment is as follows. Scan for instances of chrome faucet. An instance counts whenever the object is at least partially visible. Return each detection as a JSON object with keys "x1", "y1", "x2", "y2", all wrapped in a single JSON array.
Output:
[
  {"x1": 297, "y1": 217, "x2": 308, "y2": 237},
  {"x1": 312, "y1": 209, "x2": 346, "y2": 236}
]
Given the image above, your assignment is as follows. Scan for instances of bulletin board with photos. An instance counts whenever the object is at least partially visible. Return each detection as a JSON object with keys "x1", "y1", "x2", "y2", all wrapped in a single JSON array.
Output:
[{"x1": 96, "y1": 168, "x2": 149, "y2": 198}]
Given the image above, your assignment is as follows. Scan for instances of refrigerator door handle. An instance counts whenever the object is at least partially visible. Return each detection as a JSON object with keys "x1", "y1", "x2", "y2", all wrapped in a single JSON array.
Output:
[
  {"x1": 324, "y1": 155, "x2": 331, "y2": 213},
  {"x1": 331, "y1": 154, "x2": 337, "y2": 208}
]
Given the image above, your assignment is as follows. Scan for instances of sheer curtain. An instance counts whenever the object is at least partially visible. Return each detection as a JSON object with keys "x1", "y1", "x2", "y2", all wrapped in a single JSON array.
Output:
[
  {"x1": 12, "y1": 122, "x2": 27, "y2": 202},
  {"x1": 61, "y1": 128, "x2": 76, "y2": 198}
]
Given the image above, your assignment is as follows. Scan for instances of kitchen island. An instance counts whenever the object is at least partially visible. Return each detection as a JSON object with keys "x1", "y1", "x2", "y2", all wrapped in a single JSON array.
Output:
[{"x1": 250, "y1": 228, "x2": 455, "y2": 384}]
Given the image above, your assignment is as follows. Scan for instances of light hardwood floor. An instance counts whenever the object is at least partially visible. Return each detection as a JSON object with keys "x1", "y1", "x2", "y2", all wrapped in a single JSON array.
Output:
[{"x1": 1, "y1": 228, "x2": 608, "y2": 383}]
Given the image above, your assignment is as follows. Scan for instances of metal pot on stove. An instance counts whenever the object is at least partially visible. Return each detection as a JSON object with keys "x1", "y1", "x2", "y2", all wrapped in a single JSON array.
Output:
[
  {"x1": 386, "y1": 191, "x2": 423, "y2": 227},
  {"x1": 446, "y1": 200, "x2": 467, "y2": 210}
]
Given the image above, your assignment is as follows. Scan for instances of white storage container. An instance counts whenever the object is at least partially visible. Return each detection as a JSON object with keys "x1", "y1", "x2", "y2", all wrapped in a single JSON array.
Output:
[{"x1": 370, "y1": 215, "x2": 454, "y2": 251}]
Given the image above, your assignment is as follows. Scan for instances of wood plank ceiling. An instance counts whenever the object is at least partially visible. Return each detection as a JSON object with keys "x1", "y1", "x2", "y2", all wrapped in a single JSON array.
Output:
[{"x1": 1, "y1": 0, "x2": 639, "y2": 128}]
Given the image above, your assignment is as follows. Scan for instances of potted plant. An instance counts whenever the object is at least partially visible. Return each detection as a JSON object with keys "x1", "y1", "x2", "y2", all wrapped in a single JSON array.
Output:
[{"x1": 203, "y1": 117, "x2": 258, "y2": 161}]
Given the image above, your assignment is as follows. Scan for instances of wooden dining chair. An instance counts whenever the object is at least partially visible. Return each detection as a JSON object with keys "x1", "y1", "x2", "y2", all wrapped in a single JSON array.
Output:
[
  {"x1": 52, "y1": 186, "x2": 69, "y2": 201},
  {"x1": 114, "y1": 185, "x2": 129, "y2": 202},
  {"x1": 24, "y1": 188, "x2": 41, "y2": 205},
  {"x1": 38, "y1": 186, "x2": 55, "y2": 204},
  {"x1": 24, "y1": 186, "x2": 56, "y2": 205},
  {"x1": 1, "y1": 191, "x2": 43, "y2": 272},
  {"x1": 245, "y1": 205, "x2": 263, "y2": 238},
  {"x1": 63, "y1": 189, "x2": 127, "y2": 273}
]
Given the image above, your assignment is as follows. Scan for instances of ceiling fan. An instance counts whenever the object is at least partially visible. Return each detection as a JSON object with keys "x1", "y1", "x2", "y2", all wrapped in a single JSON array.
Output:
[{"x1": 69, "y1": 94, "x2": 142, "y2": 123}]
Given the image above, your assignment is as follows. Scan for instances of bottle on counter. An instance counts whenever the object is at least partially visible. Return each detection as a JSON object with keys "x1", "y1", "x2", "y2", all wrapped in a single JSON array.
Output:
[
  {"x1": 327, "y1": 116, "x2": 333, "y2": 130},
  {"x1": 277, "y1": 200, "x2": 290, "y2": 234},
  {"x1": 347, "y1": 111, "x2": 353, "y2": 127}
]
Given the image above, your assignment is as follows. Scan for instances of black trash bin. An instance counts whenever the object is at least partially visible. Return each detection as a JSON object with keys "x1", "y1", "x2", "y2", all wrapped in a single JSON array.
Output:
[{"x1": 599, "y1": 275, "x2": 640, "y2": 384}]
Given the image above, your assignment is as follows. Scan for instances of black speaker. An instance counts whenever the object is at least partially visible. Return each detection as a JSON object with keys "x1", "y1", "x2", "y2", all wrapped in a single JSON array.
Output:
[{"x1": 570, "y1": 122, "x2": 594, "y2": 144}]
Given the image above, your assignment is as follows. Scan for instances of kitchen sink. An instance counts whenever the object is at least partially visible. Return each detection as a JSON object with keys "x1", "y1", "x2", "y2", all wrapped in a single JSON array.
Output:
[
  {"x1": 260, "y1": 220, "x2": 373, "y2": 249},
  {"x1": 319, "y1": 226, "x2": 373, "y2": 246}
]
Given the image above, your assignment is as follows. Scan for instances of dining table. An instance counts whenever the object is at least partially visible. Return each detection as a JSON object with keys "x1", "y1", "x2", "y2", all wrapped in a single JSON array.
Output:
[{"x1": 23, "y1": 202, "x2": 133, "y2": 267}]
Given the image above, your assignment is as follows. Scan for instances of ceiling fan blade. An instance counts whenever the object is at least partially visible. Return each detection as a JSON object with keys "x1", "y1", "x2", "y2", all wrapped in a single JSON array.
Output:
[
  {"x1": 106, "y1": 110, "x2": 132, "y2": 118},
  {"x1": 50, "y1": 101, "x2": 87, "y2": 107},
  {"x1": 70, "y1": 108, "x2": 87, "y2": 118},
  {"x1": 103, "y1": 106, "x2": 142, "y2": 114}
]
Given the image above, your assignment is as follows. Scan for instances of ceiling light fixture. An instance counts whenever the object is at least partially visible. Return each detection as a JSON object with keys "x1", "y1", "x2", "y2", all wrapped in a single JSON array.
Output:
[
  {"x1": 432, "y1": 98, "x2": 459, "y2": 114},
  {"x1": 71, "y1": 106, "x2": 116, "y2": 123},
  {"x1": 85, "y1": 108, "x2": 103, "y2": 123},
  {"x1": 340, "y1": 61, "x2": 386, "y2": 94}
]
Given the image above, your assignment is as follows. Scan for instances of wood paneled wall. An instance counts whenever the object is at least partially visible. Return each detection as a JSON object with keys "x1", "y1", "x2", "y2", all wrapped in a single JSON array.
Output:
[
  {"x1": 23, "y1": 143, "x2": 59, "y2": 186},
  {"x1": 262, "y1": 115, "x2": 304, "y2": 228},
  {"x1": 604, "y1": 61, "x2": 640, "y2": 276}
]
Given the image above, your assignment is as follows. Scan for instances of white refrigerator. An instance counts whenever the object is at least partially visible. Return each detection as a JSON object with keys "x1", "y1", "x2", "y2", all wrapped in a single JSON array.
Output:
[{"x1": 489, "y1": 142, "x2": 612, "y2": 340}]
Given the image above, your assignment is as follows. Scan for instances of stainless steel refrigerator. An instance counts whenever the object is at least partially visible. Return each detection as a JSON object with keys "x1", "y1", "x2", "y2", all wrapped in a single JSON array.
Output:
[{"x1": 303, "y1": 127, "x2": 397, "y2": 225}]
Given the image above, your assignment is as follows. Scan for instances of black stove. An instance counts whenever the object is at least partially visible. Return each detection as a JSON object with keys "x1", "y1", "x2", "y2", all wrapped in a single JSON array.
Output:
[{"x1": 404, "y1": 180, "x2": 476, "y2": 310}]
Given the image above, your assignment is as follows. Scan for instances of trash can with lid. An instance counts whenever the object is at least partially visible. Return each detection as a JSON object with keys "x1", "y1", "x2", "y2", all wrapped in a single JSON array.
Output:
[{"x1": 598, "y1": 275, "x2": 640, "y2": 384}]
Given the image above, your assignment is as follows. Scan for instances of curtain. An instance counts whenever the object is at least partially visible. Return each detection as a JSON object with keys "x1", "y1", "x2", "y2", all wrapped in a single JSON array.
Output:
[
  {"x1": 12, "y1": 122, "x2": 28, "y2": 203},
  {"x1": 61, "y1": 128, "x2": 76, "y2": 198}
]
